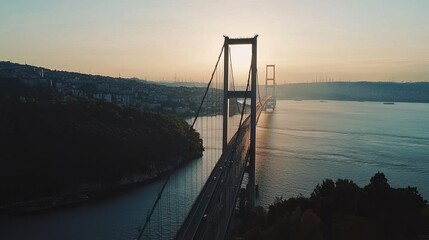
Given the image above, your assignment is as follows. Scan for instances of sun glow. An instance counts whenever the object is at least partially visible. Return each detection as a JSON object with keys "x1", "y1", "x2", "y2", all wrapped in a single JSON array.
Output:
[{"x1": 229, "y1": 45, "x2": 252, "y2": 87}]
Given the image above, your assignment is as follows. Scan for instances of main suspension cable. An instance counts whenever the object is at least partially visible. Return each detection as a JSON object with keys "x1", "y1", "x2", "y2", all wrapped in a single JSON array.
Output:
[
  {"x1": 137, "y1": 43, "x2": 225, "y2": 240},
  {"x1": 232, "y1": 62, "x2": 252, "y2": 155},
  {"x1": 136, "y1": 175, "x2": 170, "y2": 240},
  {"x1": 190, "y1": 44, "x2": 225, "y2": 129}
]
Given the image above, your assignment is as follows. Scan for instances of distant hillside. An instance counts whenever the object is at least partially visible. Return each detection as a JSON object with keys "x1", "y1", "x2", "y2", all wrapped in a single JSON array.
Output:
[
  {"x1": 276, "y1": 82, "x2": 429, "y2": 103},
  {"x1": 0, "y1": 78, "x2": 203, "y2": 208}
]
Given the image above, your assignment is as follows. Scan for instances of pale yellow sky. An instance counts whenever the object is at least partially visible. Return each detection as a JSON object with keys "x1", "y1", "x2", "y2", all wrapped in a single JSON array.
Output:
[{"x1": 1, "y1": 0, "x2": 428, "y2": 83}]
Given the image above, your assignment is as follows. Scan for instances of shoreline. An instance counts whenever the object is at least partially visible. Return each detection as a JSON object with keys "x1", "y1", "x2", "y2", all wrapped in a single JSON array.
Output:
[{"x1": 0, "y1": 152, "x2": 203, "y2": 216}]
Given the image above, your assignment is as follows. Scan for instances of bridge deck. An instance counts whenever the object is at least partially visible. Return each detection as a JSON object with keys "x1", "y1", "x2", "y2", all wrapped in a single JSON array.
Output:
[{"x1": 175, "y1": 97, "x2": 270, "y2": 240}]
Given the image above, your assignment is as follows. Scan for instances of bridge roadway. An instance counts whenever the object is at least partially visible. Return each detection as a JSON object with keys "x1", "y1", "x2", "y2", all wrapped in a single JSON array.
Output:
[{"x1": 175, "y1": 98, "x2": 269, "y2": 240}]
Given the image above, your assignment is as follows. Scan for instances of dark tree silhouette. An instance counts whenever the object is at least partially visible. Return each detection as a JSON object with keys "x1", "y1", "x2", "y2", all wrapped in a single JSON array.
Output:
[{"x1": 233, "y1": 172, "x2": 429, "y2": 240}]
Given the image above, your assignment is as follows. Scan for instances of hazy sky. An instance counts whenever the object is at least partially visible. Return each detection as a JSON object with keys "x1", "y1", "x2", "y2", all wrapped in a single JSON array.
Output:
[{"x1": 1, "y1": 0, "x2": 428, "y2": 83}]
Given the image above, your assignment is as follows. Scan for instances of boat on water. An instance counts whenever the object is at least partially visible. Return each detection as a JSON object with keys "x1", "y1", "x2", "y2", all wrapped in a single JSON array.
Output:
[{"x1": 383, "y1": 102, "x2": 395, "y2": 105}]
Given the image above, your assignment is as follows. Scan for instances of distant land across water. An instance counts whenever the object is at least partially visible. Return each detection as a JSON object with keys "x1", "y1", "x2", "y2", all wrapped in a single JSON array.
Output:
[
  {"x1": 276, "y1": 81, "x2": 429, "y2": 103},
  {"x1": 1, "y1": 61, "x2": 429, "y2": 103}
]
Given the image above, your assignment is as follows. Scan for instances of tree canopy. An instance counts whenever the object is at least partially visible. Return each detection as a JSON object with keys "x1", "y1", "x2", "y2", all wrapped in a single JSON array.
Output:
[{"x1": 234, "y1": 172, "x2": 429, "y2": 240}]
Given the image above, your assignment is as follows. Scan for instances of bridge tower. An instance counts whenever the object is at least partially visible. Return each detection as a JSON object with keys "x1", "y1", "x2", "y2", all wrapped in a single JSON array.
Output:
[
  {"x1": 265, "y1": 64, "x2": 276, "y2": 110},
  {"x1": 223, "y1": 35, "x2": 258, "y2": 209}
]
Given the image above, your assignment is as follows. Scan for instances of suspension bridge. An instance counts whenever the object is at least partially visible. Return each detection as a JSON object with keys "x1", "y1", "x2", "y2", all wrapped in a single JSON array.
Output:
[{"x1": 136, "y1": 35, "x2": 276, "y2": 240}]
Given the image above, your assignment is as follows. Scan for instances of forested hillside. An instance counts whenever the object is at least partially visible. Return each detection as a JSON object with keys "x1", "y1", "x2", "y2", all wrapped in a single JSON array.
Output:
[{"x1": 0, "y1": 78, "x2": 203, "y2": 206}]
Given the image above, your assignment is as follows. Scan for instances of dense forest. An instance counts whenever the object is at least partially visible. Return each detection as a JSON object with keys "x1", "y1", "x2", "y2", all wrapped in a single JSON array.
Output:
[
  {"x1": 234, "y1": 172, "x2": 429, "y2": 240},
  {"x1": 0, "y1": 77, "x2": 203, "y2": 207}
]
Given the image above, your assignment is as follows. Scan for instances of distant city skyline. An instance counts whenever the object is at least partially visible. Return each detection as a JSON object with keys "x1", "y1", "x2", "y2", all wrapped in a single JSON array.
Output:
[{"x1": 1, "y1": 0, "x2": 428, "y2": 83}]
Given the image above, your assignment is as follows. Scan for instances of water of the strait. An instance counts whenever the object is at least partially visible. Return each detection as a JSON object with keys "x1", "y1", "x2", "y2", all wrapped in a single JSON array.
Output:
[
  {"x1": 1, "y1": 100, "x2": 428, "y2": 239},
  {"x1": 256, "y1": 100, "x2": 429, "y2": 206}
]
